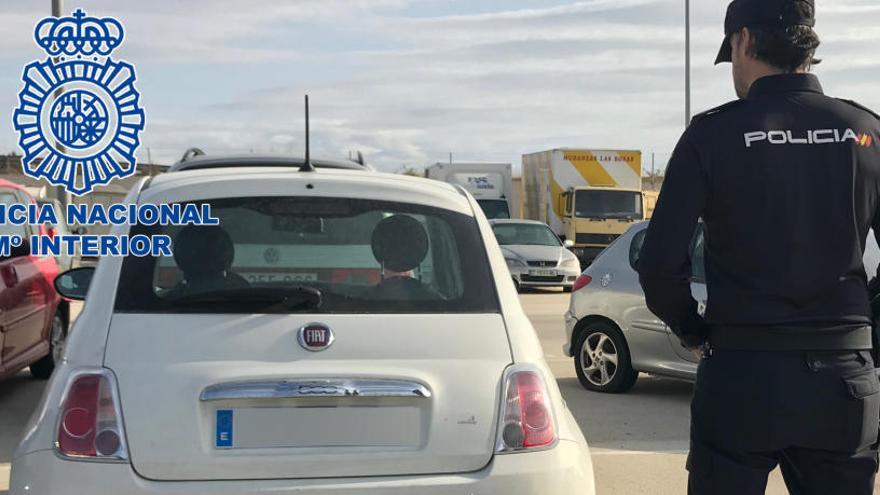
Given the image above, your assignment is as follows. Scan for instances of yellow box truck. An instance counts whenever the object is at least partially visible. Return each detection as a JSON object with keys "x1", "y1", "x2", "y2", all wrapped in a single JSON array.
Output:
[
  {"x1": 642, "y1": 189, "x2": 660, "y2": 219},
  {"x1": 522, "y1": 149, "x2": 644, "y2": 266}
]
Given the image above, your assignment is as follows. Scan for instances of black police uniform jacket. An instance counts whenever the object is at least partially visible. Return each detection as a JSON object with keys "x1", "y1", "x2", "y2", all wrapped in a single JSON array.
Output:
[{"x1": 638, "y1": 73, "x2": 880, "y2": 351}]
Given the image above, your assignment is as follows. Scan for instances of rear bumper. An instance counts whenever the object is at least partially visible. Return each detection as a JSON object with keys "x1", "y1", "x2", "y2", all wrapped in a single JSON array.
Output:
[{"x1": 11, "y1": 441, "x2": 595, "y2": 495}]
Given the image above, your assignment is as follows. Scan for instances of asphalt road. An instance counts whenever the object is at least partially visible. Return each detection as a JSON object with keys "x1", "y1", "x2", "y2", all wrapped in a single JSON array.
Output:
[{"x1": 0, "y1": 292, "x2": 856, "y2": 494}]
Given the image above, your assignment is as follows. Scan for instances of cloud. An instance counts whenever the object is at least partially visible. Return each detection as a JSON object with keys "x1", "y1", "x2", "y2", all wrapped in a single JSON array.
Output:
[
  {"x1": 0, "y1": 0, "x2": 421, "y2": 64},
  {"x1": 1, "y1": 0, "x2": 879, "y2": 175},
  {"x1": 399, "y1": 0, "x2": 663, "y2": 23}
]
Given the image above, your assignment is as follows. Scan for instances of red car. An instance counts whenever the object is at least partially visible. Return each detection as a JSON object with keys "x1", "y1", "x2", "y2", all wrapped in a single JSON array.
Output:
[{"x1": 0, "y1": 180, "x2": 67, "y2": 379}]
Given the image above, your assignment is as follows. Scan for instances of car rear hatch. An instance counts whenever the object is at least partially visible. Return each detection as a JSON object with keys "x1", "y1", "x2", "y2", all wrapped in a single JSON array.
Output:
[{"x1": 104, "y1": 312, "x2": 511, "y2": 481}]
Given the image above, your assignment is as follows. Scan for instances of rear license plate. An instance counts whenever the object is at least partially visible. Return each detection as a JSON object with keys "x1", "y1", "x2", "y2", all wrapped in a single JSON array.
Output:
[
  {"x1": 529, "y1": 269, "x2": 556, "y2": 277},
  {"x1": 241, "y1": 272, "x2": 318, "y2": 284},
  {"x1": 214, "y1": 407, "x2": 421, "y2": 449}
]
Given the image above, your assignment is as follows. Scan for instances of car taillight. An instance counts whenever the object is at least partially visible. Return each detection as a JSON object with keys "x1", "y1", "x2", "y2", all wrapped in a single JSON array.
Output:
[
  {"x1": 57, "y1": 369, "x2": 128, "y2": 461},
  {"x1": 496, "y1": 367, "x2": 556, "y2": 453},
  {"x1": 572, "y1": 274, "x2": 592, "y2": 292}
]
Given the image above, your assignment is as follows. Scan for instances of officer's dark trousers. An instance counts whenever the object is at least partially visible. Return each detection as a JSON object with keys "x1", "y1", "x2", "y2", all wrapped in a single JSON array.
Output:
[{"x1": 688, "y1": 349, "x2": 880, "y2": 494}]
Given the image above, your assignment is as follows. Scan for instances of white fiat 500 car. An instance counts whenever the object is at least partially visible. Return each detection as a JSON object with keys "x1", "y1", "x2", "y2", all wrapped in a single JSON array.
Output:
[{"x1": 11, "y1": 155, "x2": 595, "y2": 495}]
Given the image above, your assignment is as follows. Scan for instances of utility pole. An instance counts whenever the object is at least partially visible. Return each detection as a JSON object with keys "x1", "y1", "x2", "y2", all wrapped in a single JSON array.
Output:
[
  {"x1": 51, "y1": 0, "x2": 68, "y2": 208},
  {"x1": 685, "y1": 0, "x2": 692, "y2": 127}
]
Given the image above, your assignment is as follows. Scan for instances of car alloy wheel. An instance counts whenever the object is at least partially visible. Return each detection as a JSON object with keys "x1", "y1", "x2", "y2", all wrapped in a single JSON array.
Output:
[
  {"x1": 580, "y1": 331, "x2": 618, "y2": 386},
  {"x1": 573, "y1": 322, "x2": 638, "y2": 393}
]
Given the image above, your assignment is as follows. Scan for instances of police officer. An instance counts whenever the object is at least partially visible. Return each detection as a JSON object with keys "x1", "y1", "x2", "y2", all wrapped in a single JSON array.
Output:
[{"x1": 637, "y1": 0, "x2": 880, "y2": 493}]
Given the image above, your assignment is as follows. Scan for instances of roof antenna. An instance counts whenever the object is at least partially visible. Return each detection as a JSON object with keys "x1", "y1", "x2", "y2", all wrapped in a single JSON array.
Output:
[{"x1": 300, "y1": 94, "x2": 315, "y2": 172}]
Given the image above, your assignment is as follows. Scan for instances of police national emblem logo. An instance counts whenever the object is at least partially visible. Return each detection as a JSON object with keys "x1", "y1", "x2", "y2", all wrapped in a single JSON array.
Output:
[{"x1": 12, "y1": 9, "x2": 145, "y2": 196}]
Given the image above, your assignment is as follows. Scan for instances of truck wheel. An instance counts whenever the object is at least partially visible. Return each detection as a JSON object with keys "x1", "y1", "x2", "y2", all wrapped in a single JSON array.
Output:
[
  {"x1": 30, "y1": 312, "x2": 66, "y2": 380},
  {"x1": 574, "y1": 322, "x2": 638, "y2": 393}
]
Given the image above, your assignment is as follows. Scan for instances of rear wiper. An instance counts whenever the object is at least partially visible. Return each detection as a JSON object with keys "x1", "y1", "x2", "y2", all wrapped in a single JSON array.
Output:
[{"x1": 165, "y1": 286, "x2": 322, "y2": 310}]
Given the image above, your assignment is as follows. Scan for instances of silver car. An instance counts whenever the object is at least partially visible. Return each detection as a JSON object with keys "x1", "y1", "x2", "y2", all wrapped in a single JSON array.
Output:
[
  {"x1": 564, "y1": 221, "x2": 880, "y2": 393},
  {"x1": 563, "y1": 222, "x2": 703, "y2": 393},
  {"x1": 490, "y1": 219, "x2": 581, "y2": 292}
]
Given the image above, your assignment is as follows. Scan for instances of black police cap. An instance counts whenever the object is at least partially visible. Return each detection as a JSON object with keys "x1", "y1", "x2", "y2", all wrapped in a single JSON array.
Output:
[{"x1": 715, "y1": 0, "x2": 816, "y2": 64}]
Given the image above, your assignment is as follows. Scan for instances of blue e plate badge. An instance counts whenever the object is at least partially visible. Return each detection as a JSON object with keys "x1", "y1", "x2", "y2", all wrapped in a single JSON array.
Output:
[{"x1": 216, "y1": 409, "x2": 233, "y2": 448}]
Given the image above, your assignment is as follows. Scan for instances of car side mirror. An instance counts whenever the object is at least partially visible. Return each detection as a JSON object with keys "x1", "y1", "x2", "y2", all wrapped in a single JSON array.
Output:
[
  {"x1": 563, "y1": 239, "x2": 575, "y2": 249},
  {"x1": 54, "y1": 267, "x2": 96, "y2": 301}
]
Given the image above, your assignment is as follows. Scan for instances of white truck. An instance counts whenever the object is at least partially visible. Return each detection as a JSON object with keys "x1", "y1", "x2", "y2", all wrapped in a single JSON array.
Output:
[{"x1": 425, "y1": 162, "x2": 514, "y2": 219}]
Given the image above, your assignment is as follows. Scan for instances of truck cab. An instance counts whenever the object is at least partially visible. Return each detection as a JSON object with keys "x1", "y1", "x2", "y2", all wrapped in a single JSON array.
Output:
[{"x1": 558, "y1": 187, "x2": 644, "y2": 265}]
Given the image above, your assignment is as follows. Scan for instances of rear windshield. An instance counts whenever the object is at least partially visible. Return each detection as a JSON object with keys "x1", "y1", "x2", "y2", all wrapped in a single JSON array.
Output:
[{"x1": 115, "y1": 197, "x2": 500, "y2": 314}]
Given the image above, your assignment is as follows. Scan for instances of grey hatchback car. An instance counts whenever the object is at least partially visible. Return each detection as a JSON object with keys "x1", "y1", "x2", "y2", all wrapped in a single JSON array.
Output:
[
  {"x1": 563, "y1": 222, "x2": 706, "y2": 393},
  {"x1": 563, "y1": 221, "x2": 706, "y2": 393},
  {"x1": 564, "y1": 221, "x2": 880, "y2": 393}
]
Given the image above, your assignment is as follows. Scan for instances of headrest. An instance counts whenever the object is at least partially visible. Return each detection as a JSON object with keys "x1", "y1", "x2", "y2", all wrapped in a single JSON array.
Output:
[
  {"x1": 371, "y1": 215, "x2": 429, "y2": 273},
  {"x1": 173, "y1": 225, "x2": 235, "y2": 277}
]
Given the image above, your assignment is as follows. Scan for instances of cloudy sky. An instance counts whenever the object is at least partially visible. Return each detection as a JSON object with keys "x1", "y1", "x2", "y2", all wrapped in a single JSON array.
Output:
[{"x1": 2, "y1": 0, "x2": 878, "y2": 175}]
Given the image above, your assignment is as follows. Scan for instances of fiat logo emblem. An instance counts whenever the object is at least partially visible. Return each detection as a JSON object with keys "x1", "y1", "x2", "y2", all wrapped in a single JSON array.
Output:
[{"x1": 297, "y1": 323, "x2": 334, "y2": 352}]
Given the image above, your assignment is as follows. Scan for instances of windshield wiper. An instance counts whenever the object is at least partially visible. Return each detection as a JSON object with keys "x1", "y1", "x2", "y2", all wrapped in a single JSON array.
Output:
[{"x1": 164, "y1": 286, "x2": 323, "y2": 311}]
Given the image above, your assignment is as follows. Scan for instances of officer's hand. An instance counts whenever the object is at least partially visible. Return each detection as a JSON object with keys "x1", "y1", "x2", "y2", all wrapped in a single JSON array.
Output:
[{"x1": 689, "y1": 346, "x2": 704, "y2": 360}]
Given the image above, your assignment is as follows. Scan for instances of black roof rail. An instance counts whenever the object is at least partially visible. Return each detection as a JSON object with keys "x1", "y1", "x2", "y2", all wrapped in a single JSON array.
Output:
[
  {"x1": 168, "y1": 155, "x2": 372, "y2": 173},
  {"x1": 179, "y1": 147, "x2": 206, "y2": 162}
]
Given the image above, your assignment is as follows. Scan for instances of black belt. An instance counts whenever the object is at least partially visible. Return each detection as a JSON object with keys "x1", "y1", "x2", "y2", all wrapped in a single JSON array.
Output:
[{"x1": 708, "y1": 324, "x2": 873, "y2": 351}]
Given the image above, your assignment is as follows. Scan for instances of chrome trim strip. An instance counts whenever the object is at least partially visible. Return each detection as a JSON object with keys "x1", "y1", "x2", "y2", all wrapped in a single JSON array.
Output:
[{"x1": 200, "y1": 379, "x2": 432, "y2": 401}]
